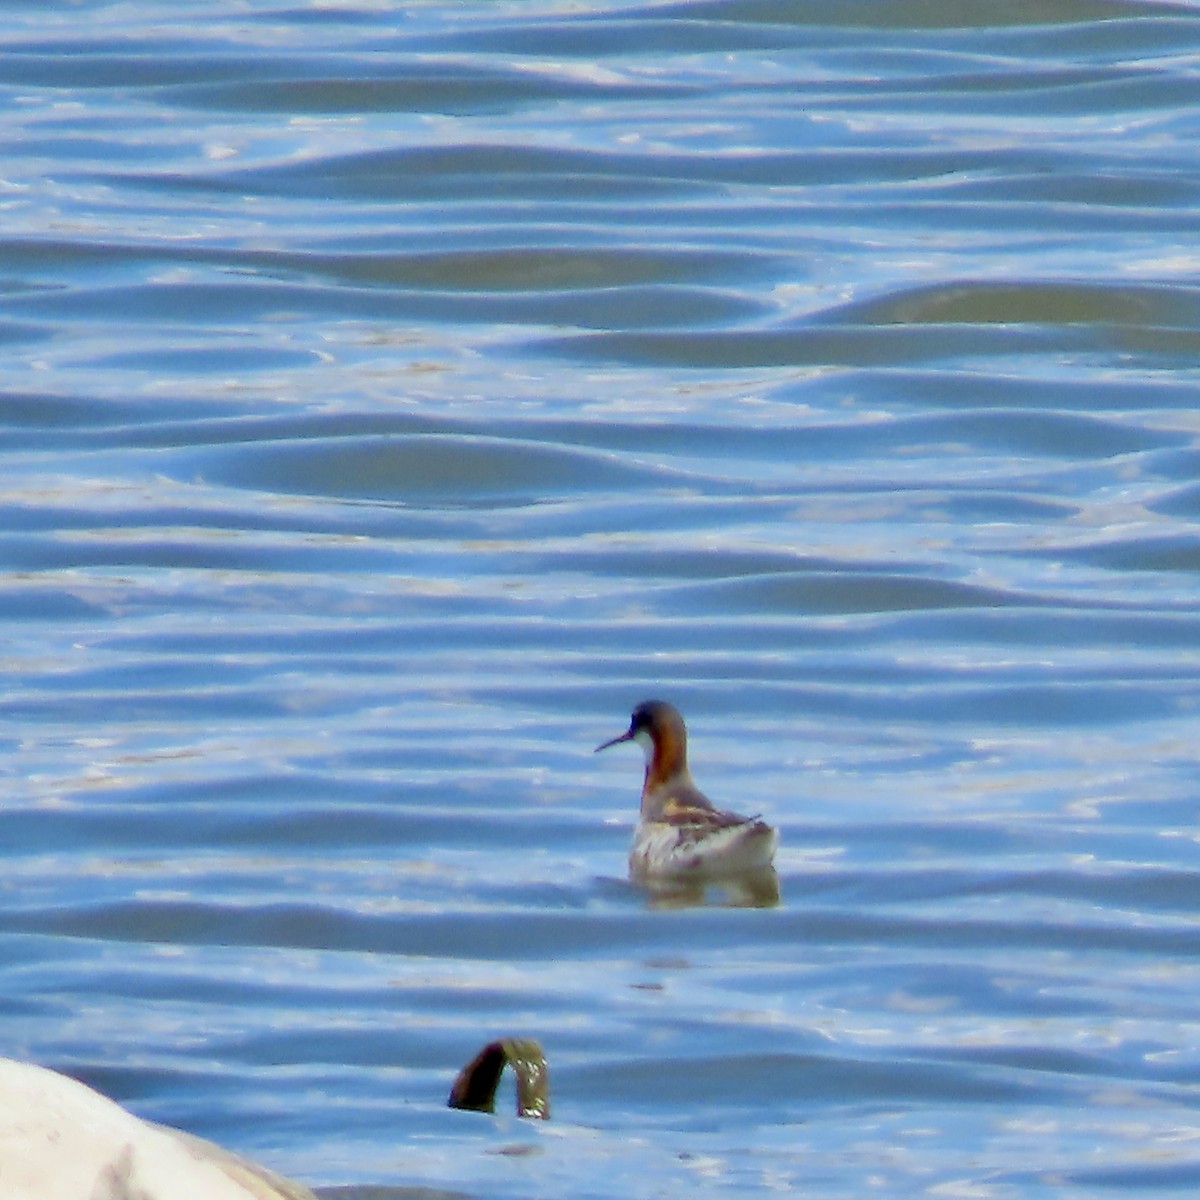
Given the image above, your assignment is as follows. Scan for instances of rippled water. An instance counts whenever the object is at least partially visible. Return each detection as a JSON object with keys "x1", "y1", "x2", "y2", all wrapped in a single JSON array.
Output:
[{"x1": 5, "y1": 1, "x2": 1200, "y2": 1196}]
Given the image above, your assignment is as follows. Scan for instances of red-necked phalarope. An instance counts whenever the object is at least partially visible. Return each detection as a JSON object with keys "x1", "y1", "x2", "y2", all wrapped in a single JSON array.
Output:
[{"x1": 595, "y1": 699, "x2": 778, "y2": 880}]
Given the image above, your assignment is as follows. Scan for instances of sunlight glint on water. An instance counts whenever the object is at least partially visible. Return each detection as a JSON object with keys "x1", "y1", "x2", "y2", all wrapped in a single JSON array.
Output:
[{"x1": 3, "y1": 2, "x2": 1200, "y2": 1197}]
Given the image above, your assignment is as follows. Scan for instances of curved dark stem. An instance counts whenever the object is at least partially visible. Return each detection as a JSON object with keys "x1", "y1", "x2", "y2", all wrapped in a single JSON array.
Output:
[{"x1": 447, "y1": 1038, "x2": 550, "y2": 1120}]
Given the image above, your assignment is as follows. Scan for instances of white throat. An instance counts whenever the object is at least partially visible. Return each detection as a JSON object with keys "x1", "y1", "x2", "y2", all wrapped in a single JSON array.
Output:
[{"x1": 632, "y1": 728, "x2": 655, "y2": 764}]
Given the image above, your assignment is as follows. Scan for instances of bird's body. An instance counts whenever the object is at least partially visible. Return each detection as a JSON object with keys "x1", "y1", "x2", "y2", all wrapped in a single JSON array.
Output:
[{"x1": 596, "y1": 700, "x2": 778, "y2": 880}]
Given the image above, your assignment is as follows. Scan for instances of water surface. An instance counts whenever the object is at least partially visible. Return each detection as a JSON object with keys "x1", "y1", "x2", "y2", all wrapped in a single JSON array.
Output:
[{"x1": 4, "y1": 2, "x2": 1200, "y2": 1197}]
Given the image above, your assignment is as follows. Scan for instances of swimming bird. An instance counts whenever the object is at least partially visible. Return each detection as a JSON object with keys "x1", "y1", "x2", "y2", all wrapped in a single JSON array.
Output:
[{"x1": 595, "y1": 699, "x2": 778, "y2": 880}]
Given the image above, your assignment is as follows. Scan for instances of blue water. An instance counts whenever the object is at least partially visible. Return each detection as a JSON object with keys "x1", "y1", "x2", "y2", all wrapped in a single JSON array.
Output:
[{"x1": 4, "y1": 1, "x2": 1200, "y2": 1196}]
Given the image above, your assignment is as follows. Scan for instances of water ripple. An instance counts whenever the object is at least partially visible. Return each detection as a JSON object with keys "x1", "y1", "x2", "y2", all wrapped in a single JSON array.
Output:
[{"x1": 5, "y1": 1, "x2": 1200, "y2": 1197}]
